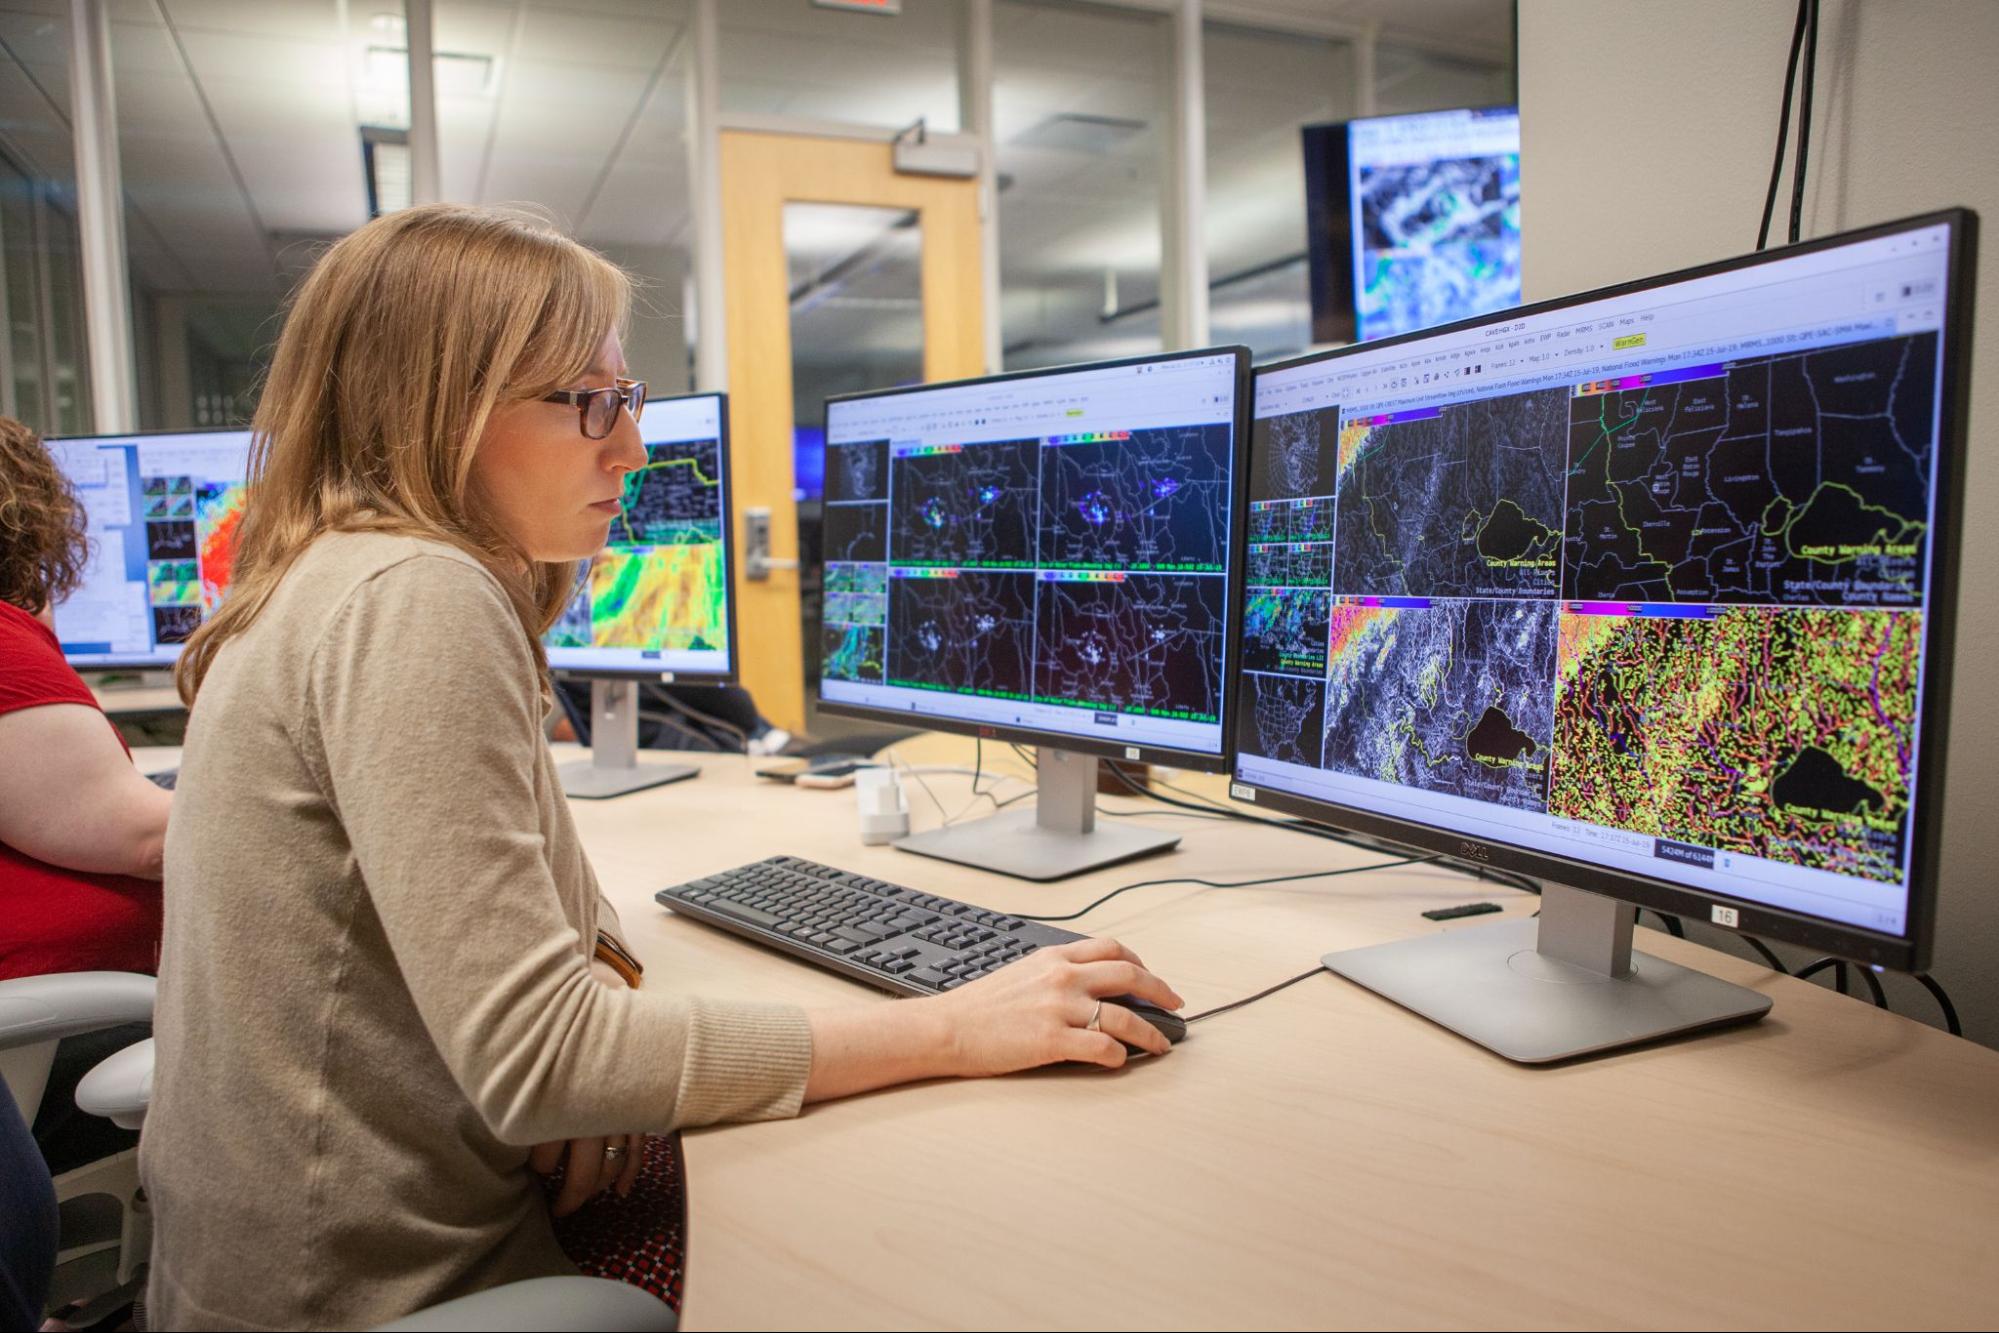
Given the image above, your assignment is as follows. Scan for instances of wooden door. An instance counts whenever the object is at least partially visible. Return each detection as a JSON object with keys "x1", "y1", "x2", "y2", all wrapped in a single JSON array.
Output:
[{"x1": 720, "y1": 129, "x2": 985, "y2": 733}]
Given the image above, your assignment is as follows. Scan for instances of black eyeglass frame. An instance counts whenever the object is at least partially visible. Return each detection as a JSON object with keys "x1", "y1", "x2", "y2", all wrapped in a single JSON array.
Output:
[{"x1": 542, "y1": 378, "x2": 648, "y2": 439}]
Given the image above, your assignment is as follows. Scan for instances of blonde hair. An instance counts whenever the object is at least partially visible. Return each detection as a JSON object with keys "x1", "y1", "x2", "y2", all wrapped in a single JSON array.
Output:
[{"x1": 175, "y1": 204, "x2": 629, "y2": 703}]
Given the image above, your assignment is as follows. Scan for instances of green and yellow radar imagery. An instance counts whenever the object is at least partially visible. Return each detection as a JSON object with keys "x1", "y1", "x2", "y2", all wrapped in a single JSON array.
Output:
[
  {"x1": 548, "y1": 439, "x2": 727, "y2": 652},
  {"x1": 1548, "y1": 606, "x2": 1920, "y2": 883}
]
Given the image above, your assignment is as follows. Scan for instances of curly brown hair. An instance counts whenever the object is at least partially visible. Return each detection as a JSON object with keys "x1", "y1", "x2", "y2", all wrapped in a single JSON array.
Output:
[{"x1": 0, "y1": 415, "x2": 90, "y2": 613}]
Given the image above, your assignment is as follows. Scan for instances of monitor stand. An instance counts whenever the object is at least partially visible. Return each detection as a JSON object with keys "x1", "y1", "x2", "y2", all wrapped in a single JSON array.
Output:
[
  {"x1": 893, "y1": 746, "x2": 1180, "y2": 882},
  {"x1": 557, "y1": 679, "x2": 698, "y2": 800},
  {"x1": 1322, "y1": 883, "x2": 1772, "y2": 1063}
]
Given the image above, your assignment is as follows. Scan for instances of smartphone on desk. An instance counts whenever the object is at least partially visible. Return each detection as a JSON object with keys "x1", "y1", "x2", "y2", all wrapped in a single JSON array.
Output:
[
  {"x1": 795, "y1": 761, "x2": 872, "y2": 790},
  {"x1": 756, "y1": 757, "x2": 874, "y2": 786}
]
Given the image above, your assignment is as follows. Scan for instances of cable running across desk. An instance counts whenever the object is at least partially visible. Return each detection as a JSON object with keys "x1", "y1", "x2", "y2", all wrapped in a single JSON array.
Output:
[
  {"x1": 1013, "y1": 855, "x2": 1440, "y2": 924},
  {"x1": 1186, "y1": 965, "x2": 1331, "y2": 1025}
]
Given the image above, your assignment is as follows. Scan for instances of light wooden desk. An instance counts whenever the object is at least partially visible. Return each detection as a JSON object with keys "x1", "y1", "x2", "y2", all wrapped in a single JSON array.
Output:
[
  {"x1": 131, "y1": 740, "x2": 1999, "y2": 1328},
  {"x1": 551, "y1": 739, "x2": 1999, "y2": 1331},
  {"x1": 88, "y1": 683, "x2": 185, "y2": 718}
]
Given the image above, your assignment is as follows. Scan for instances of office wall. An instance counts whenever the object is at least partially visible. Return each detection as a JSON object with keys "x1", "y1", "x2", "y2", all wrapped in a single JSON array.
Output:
[{"x1": 1518, "y1": 0, "x2": 1999, "y2": 1046}]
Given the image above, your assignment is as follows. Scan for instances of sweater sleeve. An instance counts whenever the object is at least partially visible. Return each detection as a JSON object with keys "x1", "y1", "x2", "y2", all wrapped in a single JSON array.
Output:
[{"x1": 304, "y1": 554, "x2": 811, "y2": 1144}]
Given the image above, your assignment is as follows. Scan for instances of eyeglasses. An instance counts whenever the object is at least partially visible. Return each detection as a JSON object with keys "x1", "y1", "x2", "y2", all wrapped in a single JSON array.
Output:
[{"x1": 542, "y1": 378, "x2": 647, "y2": 440}]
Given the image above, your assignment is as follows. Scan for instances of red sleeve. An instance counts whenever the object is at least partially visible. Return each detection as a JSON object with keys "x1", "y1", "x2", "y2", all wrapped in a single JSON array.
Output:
[
  {"x1": 0, "y1": 602, "x2": 159, "y2": 980},
  {"x1": 0, "y1": 601, "x2": 100, "y2": 716}
]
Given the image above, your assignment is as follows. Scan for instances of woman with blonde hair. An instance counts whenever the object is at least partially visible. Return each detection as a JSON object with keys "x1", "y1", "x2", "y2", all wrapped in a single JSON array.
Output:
[{"x1": 143, "y1": 203, "x2": 1183, "y2": 1330}]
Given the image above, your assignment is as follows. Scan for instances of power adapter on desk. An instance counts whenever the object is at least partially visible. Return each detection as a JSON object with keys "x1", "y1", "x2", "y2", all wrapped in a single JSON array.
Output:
[{"x1": 856, "y1": 768, "x2": 909, "y2": 845}]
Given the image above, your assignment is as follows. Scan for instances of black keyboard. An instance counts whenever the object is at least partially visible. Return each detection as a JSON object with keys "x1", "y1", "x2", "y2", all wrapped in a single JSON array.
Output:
[{"x1": 656, "y1": 855, "x2": 1186, "y2": 1043}]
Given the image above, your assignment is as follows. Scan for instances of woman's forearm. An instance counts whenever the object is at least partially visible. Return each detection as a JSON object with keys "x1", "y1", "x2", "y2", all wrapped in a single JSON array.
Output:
[{"x1": 803, "y1": 1000, "x2": 960, "y2": 1103}]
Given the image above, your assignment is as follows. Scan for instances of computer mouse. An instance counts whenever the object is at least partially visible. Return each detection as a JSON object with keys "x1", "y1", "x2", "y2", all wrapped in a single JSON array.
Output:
[{"x1": 1106, "y1": 995, "x2": 1187, "y2": 1050}]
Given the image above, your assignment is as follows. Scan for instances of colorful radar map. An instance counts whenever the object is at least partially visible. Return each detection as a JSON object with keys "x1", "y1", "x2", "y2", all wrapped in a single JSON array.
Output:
[{"x1": 548, "y1": 437, "x2": 727, "y2": 652}]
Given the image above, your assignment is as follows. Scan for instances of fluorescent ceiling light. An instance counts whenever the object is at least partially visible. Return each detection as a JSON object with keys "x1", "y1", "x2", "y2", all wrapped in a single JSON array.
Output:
[
  {"x1": 1012, "y1": 113, "x2": 1147, "y2": 154},
  {"x1": 359, "y1": 45, "x2": 497, "y2": 128}
]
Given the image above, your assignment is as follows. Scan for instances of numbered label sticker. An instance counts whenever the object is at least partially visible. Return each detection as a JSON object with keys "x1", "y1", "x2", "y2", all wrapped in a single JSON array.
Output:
[
  {"x1": 1125, "y1": 746, "x2": 1140, "y2": 761},
  {"x1": 1230, "y1": 783, "x2": 1257, "y2": 801},
  {"x1": 1711, "y1": 905, "x2": 1740, "y2": 928}
]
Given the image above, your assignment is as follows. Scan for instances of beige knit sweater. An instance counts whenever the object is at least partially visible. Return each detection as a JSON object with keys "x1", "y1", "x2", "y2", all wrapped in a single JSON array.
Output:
[{"x1": 140, "y1": 532, "x2": 813, "y2": 1331}]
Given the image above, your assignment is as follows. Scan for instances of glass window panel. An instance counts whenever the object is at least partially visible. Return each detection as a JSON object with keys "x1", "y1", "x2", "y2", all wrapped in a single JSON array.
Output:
[
  {"x1": 996, "y1": 0, "x2": 1166, "y2": 370},
  {"x1": 1375, "y1": 41, "x2": 1515, "y2": 117},
  {"x1": 0, "y1": 0, "x2": 88, "y2": 434},
  {"x1": 1203, "y1": 21, "x2": 1354, "y2": 363},
  {"x1": 435, "y1": 0, "x2": 696, "y2": 396},
  {"x1": 785, "y1": 200, "x2": 922, "y2": 729}
]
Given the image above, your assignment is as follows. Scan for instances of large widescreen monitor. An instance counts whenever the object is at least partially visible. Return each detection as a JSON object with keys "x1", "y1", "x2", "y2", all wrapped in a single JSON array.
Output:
[
  {"x1": 51, "y1": 429, "x2": 253, "y2": 669},
  {"x1": 1237, "y1": 211, "x2": 1973, "y2": 1059},
  {"x1": 544, "y1": 391, "x2": 736, "y2": 681},
  {"x1": 819, "y1": 348, "x2": 1251, "y2": 879},
  {"x1": 1304, "y1": 105, "x2": 1521, "y2": 345}
]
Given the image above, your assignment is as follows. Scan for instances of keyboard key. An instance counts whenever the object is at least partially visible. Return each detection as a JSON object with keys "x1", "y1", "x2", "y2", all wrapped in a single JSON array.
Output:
[{"x1": 703, "y1": 900, "x2": 784, "y2": 930}]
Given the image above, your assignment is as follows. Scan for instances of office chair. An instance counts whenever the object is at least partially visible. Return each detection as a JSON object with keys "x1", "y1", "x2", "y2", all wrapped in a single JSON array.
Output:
[
  {"x1": 0, "y1": 972, "x2": 156, "y2": 1307},
  {"x1": 0, "y1": 975, "x2": 679, "y2": 1327}
]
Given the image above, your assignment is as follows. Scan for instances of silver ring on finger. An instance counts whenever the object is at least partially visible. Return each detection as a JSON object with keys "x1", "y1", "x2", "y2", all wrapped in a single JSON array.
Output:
[
  {"x1": 603, "y1": 1144, "x2": 627, "y2": 1161},
  {"x1": 1085, "y1": 1000, "x2": 1103, "y2": 1032}
]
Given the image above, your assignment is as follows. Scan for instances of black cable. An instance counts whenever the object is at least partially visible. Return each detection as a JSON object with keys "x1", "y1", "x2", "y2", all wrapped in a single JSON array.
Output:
[
  {"x1": 1757, "y1": 0, "x2": 1811, "y2": 250},
  {"x1": 1099, "y1": 805, "x2": 1232, "y2": 821},
  {"x1": 1853, "y1": 963, "x2": 1887, "y2": 1010},
  {"x1": 1103, "y1": 762, "x2": 1373, "y2": 850},
  {"x1": 1914, "y1": 972, "x2": 1963, "y2": 1036},
  {"x1": 1741, "y1": 935, "x2": 1790, "y2": 975},
  {"x1": 1014, "y1": 855, "x2": 1440, "y2": 925},
  {"x1": 635, "y1": 708, "x2": 728, "y2": 753},
  {"x1": 641, "y1": 687, "x2": 751, "y2": 754},
  {"x1": 1788, "y1": 0, "x2": 1821, "y2": 245},
  {"x1": 1186, "y1": 965, "x2": 1329, "y2": 1025},
  {"x1": 1104, "y1": 762, "x2": 1545, "y2": 897},
  {"x1": 1640, "y1": 909, "x2": 1685, "y2": 939},
  {"x1": 1796, "y1": 956, "x2": 1861, "y2": 998}
]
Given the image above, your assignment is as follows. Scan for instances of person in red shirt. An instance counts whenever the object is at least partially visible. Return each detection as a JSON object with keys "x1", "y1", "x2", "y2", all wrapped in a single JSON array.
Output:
[{"x1": 0, "y1": 415, "x2": 172, "y2": 1172}]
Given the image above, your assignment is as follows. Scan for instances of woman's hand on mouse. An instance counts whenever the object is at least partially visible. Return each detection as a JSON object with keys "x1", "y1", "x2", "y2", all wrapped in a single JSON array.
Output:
[
  {"x1": 931, "y1": 936, "x2": 1184, "y2": 1074},
  {"x1": 800, "y1": 937, "x2": 1184, "y2": 1104}
]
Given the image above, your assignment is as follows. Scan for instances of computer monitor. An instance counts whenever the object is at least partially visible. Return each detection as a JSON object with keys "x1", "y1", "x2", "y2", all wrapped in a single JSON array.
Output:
[
  {"x1": 49, "y1": 428, "x2": 254, "y2": 669},
  {"x1": 543, "y1": 390, "x2": 737, "y2": 799},
  {"x1": 819, "y1": 347, "x2": 1252, "y2": 880},
  {"x1": 1303, "y1": 105, "x2": 1521, "y2": 345},
  {"x1": 1236, "y1": 209, "x2": 1975, "y2": 1062}
]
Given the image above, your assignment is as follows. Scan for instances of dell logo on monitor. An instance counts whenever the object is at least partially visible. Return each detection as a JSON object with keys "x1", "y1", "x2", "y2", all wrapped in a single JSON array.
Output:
[{"x1": 1459, "y1": 840, "x2": 1490, "y2": 862}]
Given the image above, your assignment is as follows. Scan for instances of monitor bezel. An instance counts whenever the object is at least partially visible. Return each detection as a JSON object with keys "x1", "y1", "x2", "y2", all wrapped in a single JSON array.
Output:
[
  {"x1": 50, "y1": 424, "x2": 257, "y2": 673},
  {"x1": 1237, "y1": 208, "x2": 1976, "y2": 973},
  {"x1": 548, "y1": 390, "x2": 741, "y2": 686},
  {"x1": 815, "y1": 345, "x2": 1254, "y2": 774}
]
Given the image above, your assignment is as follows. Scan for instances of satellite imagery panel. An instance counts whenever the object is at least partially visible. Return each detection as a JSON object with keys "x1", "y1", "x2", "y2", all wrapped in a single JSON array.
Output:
[
  {"x1": 1332, "y1": 387, "x2": 1567, "y2": 599},
  {"x1": 1357, "y1": 152, "x2": 1522, "y2": 341},
  {"x1": 1320, "y1": 596, "x2": 1559, "y2": 812},
  {"x1": 1249, "y1": 404, "x2": 1340, "y2": 504},
  {"x1": 1031, "y1": 571, "x2": 1224, "y2": 722},
  {"x1": 1037, "y1": 425, "x2": 1232, "y2": 572},
  {"x1": 1562, "y1": 333, "x2": 1937, "y2": 607},
  {"x1": 886, "y1": 569, "x2": 1036, "y2": 700},
  {"x1": 889, "y1": 439, "x2": 1038, "y2": 567},
  {"x1": 1549, "y1": 606, "x2": 1919, "y2": 883}
]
